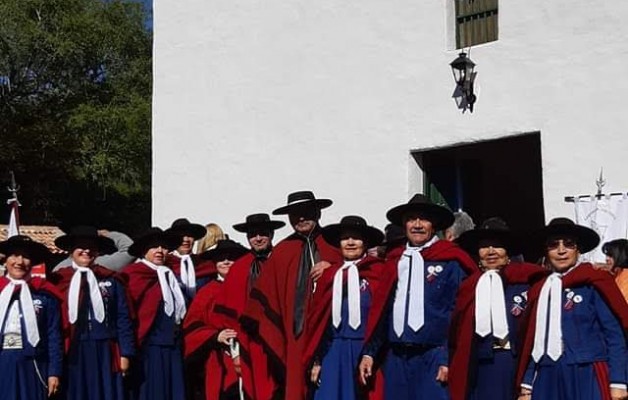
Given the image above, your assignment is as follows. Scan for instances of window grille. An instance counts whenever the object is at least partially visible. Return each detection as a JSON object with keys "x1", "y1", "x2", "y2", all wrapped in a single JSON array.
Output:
[{"x1": 455, "y1": 0, "x2": 498, "y2": 49}]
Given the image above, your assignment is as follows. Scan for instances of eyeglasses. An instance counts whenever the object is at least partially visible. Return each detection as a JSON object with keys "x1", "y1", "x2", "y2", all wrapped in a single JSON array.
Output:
[{"x1": 546, "y1": 239, "x2": 578, "y2": 250}]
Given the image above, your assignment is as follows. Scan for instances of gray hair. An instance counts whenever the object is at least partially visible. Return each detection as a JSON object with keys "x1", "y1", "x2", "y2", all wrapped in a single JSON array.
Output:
[{"x1": 447, "y1": 211, "x2": 475, "y2": 240}]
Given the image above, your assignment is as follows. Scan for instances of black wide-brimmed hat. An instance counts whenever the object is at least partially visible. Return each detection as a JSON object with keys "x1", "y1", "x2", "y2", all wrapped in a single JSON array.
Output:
[
  {"x1": 272, "y1": 191, "x2": 333, "y2": 215},
  {"x1": 233, "y1": 213, "x2": 286, "y2": 233},
  {"x1": 386, "y1": 194, "x2": 454, "y2": 231},
  {"x1": 128, "y1": 227, "x2": 179, "y2": 258},
  {"x1": 165, "y1": 218, "x2": 206, "y2": 240},
  {"x1": 54, "y1": 226, "x2": 117, "y2": 255},
  {"x1": 536, "y1": 217, "x2": 600, "y2": 254},
  {"x1": 0, "y1": 235, "x2": 50, "y2": 265},
  {"x1": 322, "y1": 216, "x2": 385, "y2": 248},
  {"x1": 200, "y1": 239, "x2": 249, "y2": 262},
  {"x1": 457, "y1": 217, "x2": 516, "y2": 254}
]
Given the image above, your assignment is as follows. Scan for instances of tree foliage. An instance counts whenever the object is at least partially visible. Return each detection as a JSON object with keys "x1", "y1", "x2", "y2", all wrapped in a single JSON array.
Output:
[{"x1": 0, "y1": 0, "x2": 152, "y2": 234}]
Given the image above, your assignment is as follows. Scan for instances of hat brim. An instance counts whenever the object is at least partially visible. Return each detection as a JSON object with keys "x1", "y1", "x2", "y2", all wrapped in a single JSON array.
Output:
[
  {"x1": 232, "y1": 221, "x2": 286, "y2": 233},
  {"x1": 537, "y1": 224, "x2": 600, "y2": 254},
  {"x1": 166, "y1": 223, "x2": 207, "y2": 240},
  {"x1": 386, "y1": 203, "x2": 454, "y2": 231},
  {"x1": 322, "y1": 224, "x2": 384, "y2": 249},
  {"x1": 54, "y1": 235, "x2": 117, "y2": 255},
  {"x1": 200, "y1": 245, "x2": 249, "y2": 262},
  {"x1": 128, "y1": 233, "x2": 179, "y2": 258},
  {"x1": 0, "y1": 240, "x2": 50, "y2": 265},
  {"x1": 456, "y1": 229, "x2": 516, "y2": 254},
  {"x1": 272, "y1": 199, "x2": 332, "y2": 215}
]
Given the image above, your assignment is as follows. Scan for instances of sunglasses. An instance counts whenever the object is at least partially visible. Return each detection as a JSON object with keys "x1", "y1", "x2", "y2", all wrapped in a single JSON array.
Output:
[{"x1": 545, "y1": 239, "x2": 578, "y2": 250}]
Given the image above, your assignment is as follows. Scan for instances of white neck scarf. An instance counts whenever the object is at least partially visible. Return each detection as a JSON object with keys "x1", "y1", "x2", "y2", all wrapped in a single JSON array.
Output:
[
  {"x1": 531, "y1": 272, "x2": 563, "y2": 361},
  {"x1": 175, "y1": 252, "x2": 196, "y2": 297},
  {"x1": 475, "y1": 269, "x2": 509, "y2": 339},
  {"x1": 0, "y1": 278, "x2": 40, "y2": 346},
  {"x1": 332, "y1": 259, "x2": 362, "y2": 329},
  {"x1": 393, "y1": 236, "x2": 439, "y2": 336},
  {"x1": 140, "y1": 259, "x2": 187, "y2": 324},
  {"x1": 68, "y1": 262, "x2": 105, "y2": 324}
]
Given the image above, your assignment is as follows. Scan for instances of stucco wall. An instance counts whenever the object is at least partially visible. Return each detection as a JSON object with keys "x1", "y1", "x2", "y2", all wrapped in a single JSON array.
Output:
[{"x1": 153, "y1": 0, "x2": 628, "y2": 240}]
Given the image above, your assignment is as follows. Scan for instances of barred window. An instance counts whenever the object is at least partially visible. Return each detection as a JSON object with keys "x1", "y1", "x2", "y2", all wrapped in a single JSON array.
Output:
[{"x1": 455, "y1": 0, "x2": 498, "y2": 49}]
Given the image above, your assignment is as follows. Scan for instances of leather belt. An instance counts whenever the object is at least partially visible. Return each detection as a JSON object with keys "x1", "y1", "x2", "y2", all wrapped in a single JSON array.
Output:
[
  {"x1": 390, "y1": 343, "x2": 436, "y2": 356},
  {"x1": 2, "y1": 333, "x2": 23, "y2": 349}
]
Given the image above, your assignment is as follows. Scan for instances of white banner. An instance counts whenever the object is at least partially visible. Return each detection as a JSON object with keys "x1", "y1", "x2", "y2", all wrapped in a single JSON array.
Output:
[
  {"x1": 574, "y1": 194, "x2": 628, "y2": 263},
  {"x1": 7, "y1": 199, "x2": 20, "y2": 238}
]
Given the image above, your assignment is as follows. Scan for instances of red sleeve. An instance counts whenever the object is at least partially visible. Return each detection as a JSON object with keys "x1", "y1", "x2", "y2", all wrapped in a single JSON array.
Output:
[
  {"x1": 211, "y1": 253, "x2": 254, "y2": 332},
  {"x1": 183, "y1": 281, "x2": 223, "y2": 362}
]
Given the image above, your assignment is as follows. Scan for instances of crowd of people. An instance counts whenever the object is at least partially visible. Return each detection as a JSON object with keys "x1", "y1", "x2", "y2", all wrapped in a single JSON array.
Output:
[{"x1": 0, "y1": 190, "x2": 627, "y2": 400}]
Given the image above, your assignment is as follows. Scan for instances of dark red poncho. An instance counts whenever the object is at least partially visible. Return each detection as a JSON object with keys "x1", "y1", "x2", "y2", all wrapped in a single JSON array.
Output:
[
  {"x1": 241, "y1": 233, "x2": 342, "y2": 400},
  {"x1": 183, "y1": 280, "x2": 238, "y2": 399},
  {"x1": 209, "y1": 252, "x2": 277, "y2": 400}
]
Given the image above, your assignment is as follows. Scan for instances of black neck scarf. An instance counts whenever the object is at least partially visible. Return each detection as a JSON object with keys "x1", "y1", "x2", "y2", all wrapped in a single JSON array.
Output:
[
  {"x1": 248, "y1": 248, "x2": 272, "y2": 292},
  {"x1": 293, "y1": 231, "x2": 320, "y2": 337}
]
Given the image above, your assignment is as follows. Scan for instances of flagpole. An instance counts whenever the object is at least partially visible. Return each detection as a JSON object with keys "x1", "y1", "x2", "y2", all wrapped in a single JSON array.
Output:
[{"x1": 7, "y1": 171, "x2": 21, "y2": 237}]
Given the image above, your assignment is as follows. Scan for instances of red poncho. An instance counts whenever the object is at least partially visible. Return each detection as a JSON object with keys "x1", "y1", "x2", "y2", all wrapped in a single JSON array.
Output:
[
  {"x1": 183, "y1": 280, "x2": 238, "y2": 399},
  {"x1": 209, "y1": 252, "x2": 277, "y2": 400},
  {"x1": 120, "y1": 261, "x2": 205, "y2": 346}
]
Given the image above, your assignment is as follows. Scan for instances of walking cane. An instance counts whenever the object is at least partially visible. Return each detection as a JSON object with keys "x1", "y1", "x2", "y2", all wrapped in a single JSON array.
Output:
[{"x1": 229, "y1": 338, "x2": 245, "y2": 400}]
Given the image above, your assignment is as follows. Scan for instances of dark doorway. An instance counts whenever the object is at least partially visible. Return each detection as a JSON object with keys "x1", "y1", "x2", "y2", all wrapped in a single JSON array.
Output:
[{"x1": 413, "y1": 132, "x2": 545, "y2": 260}]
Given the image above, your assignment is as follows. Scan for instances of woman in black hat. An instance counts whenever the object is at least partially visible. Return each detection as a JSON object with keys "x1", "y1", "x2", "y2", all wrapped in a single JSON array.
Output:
[
  {"x1": 50, "y1": 226, "x2": 135, "y2": 400},
  {"x1": 165, "y1": 218, "x2": 216, "y2": 300},
  {"x1": 0, "y1": 236, "x2": 63, "y2": 400},
  {"x1": 183, "y1": 239, "x2": 249, "y2": 400},
  {"x1": 515, "y1": 218, "x2": 628, "y2": 400},
  {"x1": 449, "y1": 218, "x2": 546, "y2": 400},
  {"x1": 304, "y1": 216, "x2": 385, "y2": 400},
  {"x1": 204, "y1": 213, "x2": 285, "y2": 400},
  {"x1": 122, "y1": 227, "x2": 187, "y2": 400}
]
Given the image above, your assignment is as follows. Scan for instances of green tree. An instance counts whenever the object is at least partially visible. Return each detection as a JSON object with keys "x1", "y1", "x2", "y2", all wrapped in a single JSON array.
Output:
[{"x1": 0, "y1": 0, "x2": 152, "y2": 234}]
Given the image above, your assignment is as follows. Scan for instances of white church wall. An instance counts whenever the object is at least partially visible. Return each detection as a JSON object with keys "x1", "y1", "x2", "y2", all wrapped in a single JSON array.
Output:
[{"x1": 153, "y1": 0, "x2": 628, "y2": 240}]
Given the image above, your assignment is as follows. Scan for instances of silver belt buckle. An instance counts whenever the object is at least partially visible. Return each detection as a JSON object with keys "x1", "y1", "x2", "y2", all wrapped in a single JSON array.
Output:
[{"x1": 2, "y1": 333, "x2": 23, "y2": 349}]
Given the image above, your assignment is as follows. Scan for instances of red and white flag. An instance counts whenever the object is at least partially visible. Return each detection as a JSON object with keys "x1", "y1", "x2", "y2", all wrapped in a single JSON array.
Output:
[{"x1": 7, "y1": 198, "x2": 20, "y2": 237}]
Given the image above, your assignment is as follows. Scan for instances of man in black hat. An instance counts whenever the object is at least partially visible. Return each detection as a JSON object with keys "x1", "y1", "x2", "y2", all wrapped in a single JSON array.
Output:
[
  {"x1": 241, "y1": 191, "x2": 342, "y2": 400},
  {"x1": 165, "y1": 218, "x2": 215, "y2": 299},
  {"x1": 357, "y1": 194, "x2": 477, "y2": 400}
]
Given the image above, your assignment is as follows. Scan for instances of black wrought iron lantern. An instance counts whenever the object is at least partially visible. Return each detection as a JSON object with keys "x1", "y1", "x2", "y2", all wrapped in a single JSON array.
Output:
[{"x1": 450, "y1": 52, "x2": 477, "y2": 112}]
